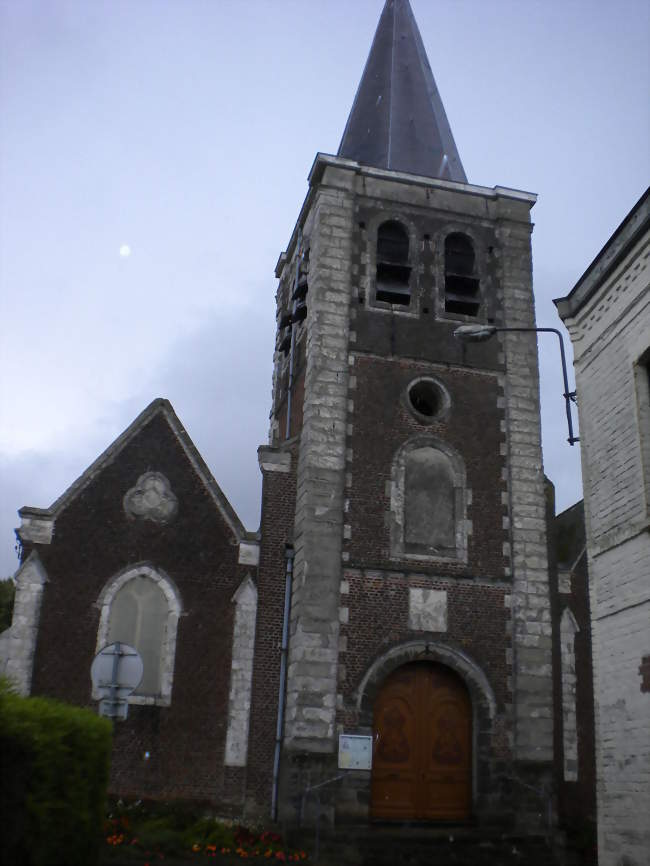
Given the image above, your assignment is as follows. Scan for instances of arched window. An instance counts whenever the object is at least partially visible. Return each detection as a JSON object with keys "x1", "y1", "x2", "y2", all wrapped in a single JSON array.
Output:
[
  {"x1": 390, "y1": 437, "x2": 468, "y2": 562},
  {"x1": 405, "y1": 447, "x2": 455, "y2": 556},
  {"x1": 376, "y1": 220, "x2": 411, "y2": 305},
  {"x1": 94, "y1": 565, "x2": 182, "y2": 706},
  {"x1": 107, "y1": 577, "x2": 168, "y2": 695},
  {"x1": 444, "y1": 233, "x2": 480, "y2": 317}
]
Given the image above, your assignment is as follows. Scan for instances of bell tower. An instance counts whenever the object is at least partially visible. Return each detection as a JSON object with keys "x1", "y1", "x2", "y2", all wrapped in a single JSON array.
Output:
[{"x1": 268, "y1": 0, "x2": 553, "y2": 826}]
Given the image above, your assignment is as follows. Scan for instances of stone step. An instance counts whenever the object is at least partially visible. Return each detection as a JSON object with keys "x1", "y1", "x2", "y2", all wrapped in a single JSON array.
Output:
[{"x1": 287, "y1": 827, "x2": 567, "y2": 866}]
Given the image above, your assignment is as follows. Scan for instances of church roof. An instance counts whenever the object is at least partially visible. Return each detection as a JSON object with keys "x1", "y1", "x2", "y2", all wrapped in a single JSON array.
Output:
[{"x1": 337, "y1": 0, "x2": 467, "y2": 182}]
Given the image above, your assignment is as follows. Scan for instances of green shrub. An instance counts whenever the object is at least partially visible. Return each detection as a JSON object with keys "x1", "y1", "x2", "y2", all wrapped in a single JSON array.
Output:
[
  {"x1": 183, "y1": 815, "x2": 236, "y2": 850},
  {"x1": 0, "y1": 680, "x2": 112, "y2": 866},
  {"x1": 0, "y1": 578, "x2": 15, "y2": 632}
]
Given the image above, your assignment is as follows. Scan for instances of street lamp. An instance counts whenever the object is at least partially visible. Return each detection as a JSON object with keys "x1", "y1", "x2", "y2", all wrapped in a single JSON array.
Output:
[{"x1": 453, "y1": 324, "x2": 579, "y2": 446}]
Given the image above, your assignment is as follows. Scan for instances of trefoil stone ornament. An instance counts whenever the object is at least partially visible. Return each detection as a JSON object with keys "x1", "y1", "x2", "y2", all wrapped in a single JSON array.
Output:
[{"x1": 123, "y1": 472, "x2": 178, "y2": 524}]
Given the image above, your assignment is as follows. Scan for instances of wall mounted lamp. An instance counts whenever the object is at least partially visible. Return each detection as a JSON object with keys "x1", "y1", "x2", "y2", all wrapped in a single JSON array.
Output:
[{"x1": 453, "y1": 324, "x2": 579, "y2": 446}]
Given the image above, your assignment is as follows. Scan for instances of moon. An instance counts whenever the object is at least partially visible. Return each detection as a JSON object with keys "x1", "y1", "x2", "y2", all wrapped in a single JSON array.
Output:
[{"x1": 119, "y1": 244, "x2": 131, "y2": 258}]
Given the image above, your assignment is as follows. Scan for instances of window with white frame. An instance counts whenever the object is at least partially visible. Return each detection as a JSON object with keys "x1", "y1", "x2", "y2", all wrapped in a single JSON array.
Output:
[
  {"x1": 94, "y1": 565, "x2": 182, "y2": 706},
  {"x1": 634, "y1": 347, "x2": 650, "y2": 514}
]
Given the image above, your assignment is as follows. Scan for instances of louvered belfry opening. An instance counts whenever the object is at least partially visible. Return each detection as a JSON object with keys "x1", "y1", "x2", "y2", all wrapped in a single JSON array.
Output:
[
  {"x1": 444, "y1": 233, "x2": 480, "y2": 317},
  {"x1": 376, "y1": 220, "x2": 411, "y2": 305},
  {"x1": 277, "y1": 246, "x2": 309, "y2": 356}
]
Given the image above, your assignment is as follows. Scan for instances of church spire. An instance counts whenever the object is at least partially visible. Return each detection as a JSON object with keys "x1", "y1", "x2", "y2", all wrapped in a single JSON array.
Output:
[{"x1": 337, "y1": 0, "x2": 467, "y2": 183}]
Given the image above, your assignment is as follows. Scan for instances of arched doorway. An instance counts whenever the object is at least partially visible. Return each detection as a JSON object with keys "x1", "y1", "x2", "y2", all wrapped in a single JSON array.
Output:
[{"x1": 371, "y1": 661, "x2": 472, "y2": 821}]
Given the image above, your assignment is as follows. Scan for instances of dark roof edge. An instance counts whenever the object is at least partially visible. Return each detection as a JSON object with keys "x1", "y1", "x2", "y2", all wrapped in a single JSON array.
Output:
[
  {"x1": 554, "y1": 187, "x2": 650, "y2": 320},
  {"x1": 19, "y1": 398, "x2": 247, "y2": 542},
  {"x1": 555, "y1": 498, "x2": 585, "y2": 523}
]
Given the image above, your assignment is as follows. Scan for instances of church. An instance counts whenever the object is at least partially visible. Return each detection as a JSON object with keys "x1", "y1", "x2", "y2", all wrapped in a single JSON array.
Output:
[{"x1": 6, "y1": 0, "x2": 594, "y2": 847}]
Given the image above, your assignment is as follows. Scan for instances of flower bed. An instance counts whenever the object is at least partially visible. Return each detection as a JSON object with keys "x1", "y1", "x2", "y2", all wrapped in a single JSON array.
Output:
[{"x1": 102, "y1": 801, "x2": 308, "y2": 864}]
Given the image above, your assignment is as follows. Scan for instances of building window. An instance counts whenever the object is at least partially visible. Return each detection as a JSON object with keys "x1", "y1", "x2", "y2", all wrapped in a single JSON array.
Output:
[
  {"x1": 634, "y1": 347, "x2": 650, "y2": 513},
  {"x1": 444, "y1": 233, "x2": 480, "y2": 317},
  {"x1": 376, "y1": 220, "x2": 411, "y2": 306},
  {"x1": 390, "y1": 436, "x2": 468, "y2": 562},
  {"x1": 107, "y1": 577, "x2": 167, "y2": 695},
  {"x1": 94, "y1": 564, "x2": 182, "y2": 706}
]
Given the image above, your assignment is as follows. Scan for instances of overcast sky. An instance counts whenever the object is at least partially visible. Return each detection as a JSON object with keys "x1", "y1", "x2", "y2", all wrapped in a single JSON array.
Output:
[{"x1": 1, "y1": 0, "x2": 648, "y2": 576}]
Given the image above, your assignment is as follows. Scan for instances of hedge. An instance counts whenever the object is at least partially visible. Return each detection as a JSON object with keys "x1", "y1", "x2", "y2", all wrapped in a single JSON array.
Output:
[{"x1": 0, "y1": 680, "x2": 112, "y2": 866}]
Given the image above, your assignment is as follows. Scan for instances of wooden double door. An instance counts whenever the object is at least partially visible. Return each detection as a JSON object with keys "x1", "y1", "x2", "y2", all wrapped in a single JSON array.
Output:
[{"x1": 371, "y1": 662, "x2": 472, "y2": 821}]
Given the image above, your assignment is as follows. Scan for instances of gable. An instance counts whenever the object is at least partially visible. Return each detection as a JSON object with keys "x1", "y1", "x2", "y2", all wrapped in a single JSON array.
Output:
[{"x1": 17, "y1": 398, "x2": 247, "y2": 550}]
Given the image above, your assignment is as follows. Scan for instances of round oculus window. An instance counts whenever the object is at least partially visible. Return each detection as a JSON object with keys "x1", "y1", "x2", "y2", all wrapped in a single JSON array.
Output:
[{"x1": 407, "y1": 379, "x2": 447, "y2": 422}]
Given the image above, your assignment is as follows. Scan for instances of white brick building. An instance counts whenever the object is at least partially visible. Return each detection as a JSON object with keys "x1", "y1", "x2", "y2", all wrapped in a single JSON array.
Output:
[{"x1": 556, "y1": 188, "x2": 650, "y2": 866}]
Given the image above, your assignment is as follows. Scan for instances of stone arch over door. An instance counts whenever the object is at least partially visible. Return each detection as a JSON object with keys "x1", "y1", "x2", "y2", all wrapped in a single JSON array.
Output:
[{"x1": 355, "y1": 640, "x2": 498, "y2": 818}]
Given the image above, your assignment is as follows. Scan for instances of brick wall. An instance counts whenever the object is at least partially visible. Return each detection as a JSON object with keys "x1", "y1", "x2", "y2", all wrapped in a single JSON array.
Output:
[
  {"x1": 339, "y1": 572, "x2": 511, "y2": 715},
  {"x1": 245, "y1": 442, "x2": 298, "y2": 815},
  {"x1": 25, "y1": 412, "x2": 253, "y2": 807},
  {"x1": 548, "y1": 492, "x2": 596, "y2": 854},
  {"x1": 270, "y1": 156, "x2": 551, "y2": 826},
  {"x1": 345, "y1": 355, "x2": 507, "y2": 578}
]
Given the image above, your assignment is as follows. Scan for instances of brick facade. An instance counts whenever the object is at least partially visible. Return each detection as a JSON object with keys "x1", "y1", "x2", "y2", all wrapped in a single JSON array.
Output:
[
  {"x1": 267, "y1": 155, "x2": 556, "y2": 829},
  {"x1": 12, "y1": 403, "x2": 263, "y2": 810}
]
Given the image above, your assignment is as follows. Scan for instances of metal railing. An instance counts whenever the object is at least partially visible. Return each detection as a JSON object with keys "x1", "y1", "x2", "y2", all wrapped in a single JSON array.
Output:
[
  {"x1": 496, "y1": 772, "x2": 554, "y2": 848},
  {"x1": 298, "y1": 774, "x2": 345, "y2": 863}
]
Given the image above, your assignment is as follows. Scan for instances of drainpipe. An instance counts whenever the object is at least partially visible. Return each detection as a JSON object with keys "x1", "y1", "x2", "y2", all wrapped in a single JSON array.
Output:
[{"x1": 271, "y1": 544, "x2": 294, "y2": 822}]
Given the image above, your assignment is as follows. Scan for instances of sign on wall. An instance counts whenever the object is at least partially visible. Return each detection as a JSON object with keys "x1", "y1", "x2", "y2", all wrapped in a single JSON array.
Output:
[
  {"x1": 338, "y1": 734, "x2": 373, "y2": 770},
  {"x1": 90, "y1": 642, "x2": 143, "y2": 721}
]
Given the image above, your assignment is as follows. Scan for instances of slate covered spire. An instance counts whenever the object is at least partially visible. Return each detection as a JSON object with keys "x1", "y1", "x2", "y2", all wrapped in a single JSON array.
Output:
[{"x1": 337, "y1": 0, "x2": 467, "y2": 183}]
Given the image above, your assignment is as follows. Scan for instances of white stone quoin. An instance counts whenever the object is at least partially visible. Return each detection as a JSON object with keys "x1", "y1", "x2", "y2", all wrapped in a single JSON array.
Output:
[
  {"x1": 224, "y1": 575, "x2": 258, "y2": 767},
  {"x1": 560, "y1": 608, "x2": 579, "y2": 782},
  {"x1": 6, "y1": 551, "x2": 49, "y2": 695}
]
